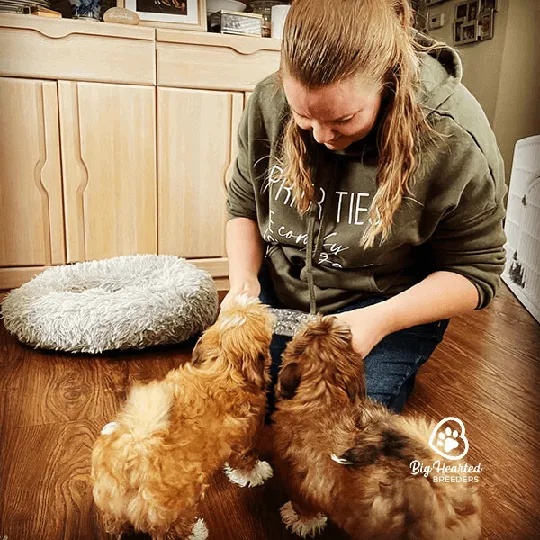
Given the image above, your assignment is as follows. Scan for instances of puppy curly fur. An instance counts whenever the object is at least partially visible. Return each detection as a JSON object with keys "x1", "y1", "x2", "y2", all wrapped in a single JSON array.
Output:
[
  {"x1": 91, "y1": 295, "x2": 274, "y2": 539},
  {"x1": 273, "y1": 316, "x2": 481, "y2": 540}
]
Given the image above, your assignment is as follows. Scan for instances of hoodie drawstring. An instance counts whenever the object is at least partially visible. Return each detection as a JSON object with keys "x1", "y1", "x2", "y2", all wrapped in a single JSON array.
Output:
[{"x1": 306, "y1": 203, "x2": 318, "y2": 316}]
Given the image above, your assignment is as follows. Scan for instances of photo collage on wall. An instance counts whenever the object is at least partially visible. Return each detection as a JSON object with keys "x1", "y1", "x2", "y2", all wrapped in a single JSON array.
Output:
[{"x1": 454, "y1": 0, "x2": 499, "y2": 44}]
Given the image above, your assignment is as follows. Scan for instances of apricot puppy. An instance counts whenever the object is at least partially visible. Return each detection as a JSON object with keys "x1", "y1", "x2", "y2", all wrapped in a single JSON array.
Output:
[{"x1": 92, "y1": 295, "x2": 274, "y2": 539}]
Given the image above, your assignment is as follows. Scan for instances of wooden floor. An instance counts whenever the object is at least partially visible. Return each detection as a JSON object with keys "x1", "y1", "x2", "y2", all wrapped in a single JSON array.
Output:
[{"x1": 0, "y1": 284, "x2": 538, "y2": 540}]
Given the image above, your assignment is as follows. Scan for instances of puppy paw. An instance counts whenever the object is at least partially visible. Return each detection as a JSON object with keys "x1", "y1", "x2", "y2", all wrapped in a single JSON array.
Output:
[
  {"x1": 223, "y1": 460, "x2": 273, "y2": 487},
  {"x1": 280, "y1": 501, "x2": 327, "y2": 538},
  {"x1": 187, "y1": 517, "x2": 208, "y2": 540}
]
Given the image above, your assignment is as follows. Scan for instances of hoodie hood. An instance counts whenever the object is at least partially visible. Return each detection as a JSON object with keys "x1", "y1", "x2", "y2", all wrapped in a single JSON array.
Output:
[{"x1": 415, "y1": 31, "x2": 464, "y2": 112}]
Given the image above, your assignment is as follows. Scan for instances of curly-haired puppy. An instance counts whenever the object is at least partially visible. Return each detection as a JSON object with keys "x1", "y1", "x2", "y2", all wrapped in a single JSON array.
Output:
[
  {"x1": 92, "y1": 295, "x2": 274, "y2": 539},
  {"x1": 273, "y1": 316, "x2": 481, "y2": 540}
]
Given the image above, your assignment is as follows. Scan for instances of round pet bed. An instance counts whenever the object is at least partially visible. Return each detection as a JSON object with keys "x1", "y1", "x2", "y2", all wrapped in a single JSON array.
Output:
[{"x1": 1, "y1": 255, "x2": 219, "y2": 354}]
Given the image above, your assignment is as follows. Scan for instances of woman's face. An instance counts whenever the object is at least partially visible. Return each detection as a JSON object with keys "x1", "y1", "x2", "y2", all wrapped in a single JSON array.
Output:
[{"x1": 283, "y1": 75, "x2": 383, "y2": 151}]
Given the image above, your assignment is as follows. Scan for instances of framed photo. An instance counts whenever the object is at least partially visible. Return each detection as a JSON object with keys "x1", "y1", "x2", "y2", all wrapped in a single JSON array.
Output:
[
  {"x1": 479, "y1": 9, "x2": 494, "y2": 40},
  {"x1": 118, "y1": 0, "x2": 207, "y2": 31},
  {"x1": 467, "y1": 0, "x2": 479, "y2": 22},
  {"x1": 454, "y1": 21, "x2": 463, "y2": 43},
  {"x1": 482, "y1": 0, "x2": 500, "y2": 12},
  {"x1": 461, "y1": 21, "x2": 478, "y2": 43},
  {"x1": 455, "y1": 2, "x2": 468, "y2": 21}
]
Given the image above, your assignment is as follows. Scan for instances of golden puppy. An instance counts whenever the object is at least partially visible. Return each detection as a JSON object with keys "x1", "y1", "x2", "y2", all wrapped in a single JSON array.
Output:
[
  {"x1": 91, "y1": 295, "x2": 274, "y2": 539},
  {"x1": 273, "y1": 316, "x2": 481, "y2": 540}
]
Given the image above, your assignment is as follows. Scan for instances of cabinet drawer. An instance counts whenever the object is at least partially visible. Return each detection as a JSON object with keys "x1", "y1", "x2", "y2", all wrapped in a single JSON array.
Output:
[
  {"x1": 0, "y1": 14, "x2": 155, "y2": 85},
  {"x1": 156, "y1": 30, "x2": 281, "y2": 91}
]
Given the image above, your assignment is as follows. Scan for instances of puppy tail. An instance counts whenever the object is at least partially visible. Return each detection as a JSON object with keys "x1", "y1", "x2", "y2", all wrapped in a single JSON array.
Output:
[
  {"x1": 119, "y1": 381, "x2": 174, "y2": 442},
  {"x1": 113, "y1": 381, "x2": 175, "y2": 489},
  {"x1": 92, "y1": 381, "x2": 175, "y2": 519}
]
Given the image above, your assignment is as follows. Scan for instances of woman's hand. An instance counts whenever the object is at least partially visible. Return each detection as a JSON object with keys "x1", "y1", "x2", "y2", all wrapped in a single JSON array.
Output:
[
  {"x1": 333, "y1": 303, "x2": 394, "y2": 358},
  {"x1": 332, "y1": 271, "x2": 479, "y2": 357},
  {"x1": 220, "y1": 275, "x2": 261, "y2": 311},
  {"x1": 223, "y1": 218, "x2": 264, "y2": 311}
]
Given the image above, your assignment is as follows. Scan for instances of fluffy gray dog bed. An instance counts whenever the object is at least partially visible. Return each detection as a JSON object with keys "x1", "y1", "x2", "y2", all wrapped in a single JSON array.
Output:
[{"x1": 1, "y1": 255, "x2": 219, "y2": 354}]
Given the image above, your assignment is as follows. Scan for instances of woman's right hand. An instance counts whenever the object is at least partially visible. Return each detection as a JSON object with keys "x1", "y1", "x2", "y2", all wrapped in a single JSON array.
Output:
[
  {"x1": 223, "y1": 218, "x2": 265, "y2": 311},
  {"x1": 220, "y1": 275, "x2": 261, "y2": 311}
]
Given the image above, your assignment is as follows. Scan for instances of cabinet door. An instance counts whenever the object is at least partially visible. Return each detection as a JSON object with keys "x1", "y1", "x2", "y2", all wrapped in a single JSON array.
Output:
[
  {"x1": 59, "y1": 81, "x2": 157, "y2": 263},
  {"x1": 0, "y1": 77, "x2": 65, "y2": 267},
  {"x1": 157, "y1": 88, "x2": 243, "y2": 259}
]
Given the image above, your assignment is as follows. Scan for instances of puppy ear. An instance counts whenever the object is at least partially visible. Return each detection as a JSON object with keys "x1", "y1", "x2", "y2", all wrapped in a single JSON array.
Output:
[
  {"x1": 241, "y1": 352, "x2": 266, "y2": 390},
  {"x1": 277, "y1": 362, "x2": 302, "y2": 400},
  {"x1": 344, "y1": 364, "x2": 367, "y2": 401},
  {"x1": 344, "y1": 351, "x2": 366, "y2": 401},
  {"x1": 191, "y1": 337, "x2": 204, "y2": 366},
  {"x1": 345, "y1": 376, "x2": 366, "y2": 402},
  {"x1": 345, "y1": 380, "x2": 359, "y2": 401}
]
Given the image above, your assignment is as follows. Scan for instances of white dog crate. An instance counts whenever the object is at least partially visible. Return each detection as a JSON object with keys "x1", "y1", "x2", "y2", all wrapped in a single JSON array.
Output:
[{"x1": 501, "y1": 135, "x2": 540, "y2": 323}]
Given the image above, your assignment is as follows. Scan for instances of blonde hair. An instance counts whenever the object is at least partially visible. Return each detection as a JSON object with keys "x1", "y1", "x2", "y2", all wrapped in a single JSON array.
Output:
[{"x1": 280, "y1": 0, "x2": 436, "y2": 247}]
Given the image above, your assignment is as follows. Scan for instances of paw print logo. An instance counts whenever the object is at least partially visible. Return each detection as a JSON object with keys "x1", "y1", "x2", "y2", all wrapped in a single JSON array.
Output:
[{"x1": 428, "y1": 417, "x2": 469, "y2": 460}]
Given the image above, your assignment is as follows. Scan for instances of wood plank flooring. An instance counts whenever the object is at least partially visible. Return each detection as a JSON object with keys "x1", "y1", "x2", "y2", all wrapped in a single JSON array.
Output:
[{"x1": 0, "y1": 284, "x2": 538, "y2": 539}]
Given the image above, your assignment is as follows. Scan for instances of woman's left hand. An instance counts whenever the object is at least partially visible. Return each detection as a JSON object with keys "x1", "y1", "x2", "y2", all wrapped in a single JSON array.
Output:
[{"x1": 333, "y1": 303, "x2": 394, "y2": 358}]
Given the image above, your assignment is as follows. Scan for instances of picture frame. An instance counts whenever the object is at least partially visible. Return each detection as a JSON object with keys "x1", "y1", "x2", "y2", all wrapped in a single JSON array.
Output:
[
  {"x1": 118, "y1": 0, "x2": 207, "y2": 31},
  {"x1": 479, "y1": 9, "x2": 494, "y2": 40},
  {"x1": 481, "y1": 0, "x2": 500, "y2": 12},
  {"x1": 454, "y1": 20, "x2": 463, "y2": 43},
  {"x1": 467, "y1": 0, "x2": 479, "y2": 22},
  {"x1": 455, "y1": 2, "x2": 468, "y2": 21},
  {"x1": 460, "y1": 21, "x2": 478, "y2": 43}
]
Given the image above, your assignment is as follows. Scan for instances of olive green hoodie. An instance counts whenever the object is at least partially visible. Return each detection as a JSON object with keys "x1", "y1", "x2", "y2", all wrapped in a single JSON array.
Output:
[{"x1": 227, "y1": 35, "x2": 507, "y2": 313}]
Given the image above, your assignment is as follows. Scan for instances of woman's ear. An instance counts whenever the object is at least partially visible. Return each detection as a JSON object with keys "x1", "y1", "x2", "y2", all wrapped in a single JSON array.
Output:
[{"x1": 277, "y1": 362, "x2": 302, "y2": 400}]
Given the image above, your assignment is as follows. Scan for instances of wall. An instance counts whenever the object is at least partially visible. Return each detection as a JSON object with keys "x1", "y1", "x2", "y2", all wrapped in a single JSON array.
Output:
[
  {"x1": 492, "y1": 0, "x2": 540, "y2": 181},
  {"x1": 419, "y1": 0, "x2": 540, "y2": 182}
]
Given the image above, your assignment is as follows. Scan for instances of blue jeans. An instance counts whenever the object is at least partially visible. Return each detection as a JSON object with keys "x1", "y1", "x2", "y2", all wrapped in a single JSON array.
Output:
[{"x1": 258, "y1": 264, "x2": 449, "y2": 418}]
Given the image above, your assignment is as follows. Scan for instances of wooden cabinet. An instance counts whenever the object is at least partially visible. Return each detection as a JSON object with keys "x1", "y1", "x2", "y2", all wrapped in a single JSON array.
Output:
[
  {"x1": 0, "y1": 13, "x2": 155, "y2": 85},
  {"x1": 0, "y1": 77, "x2": 65, "y2": 288},
  {"x1": 59, "y1": 81, "x2": 157, "y2": 262},
  {"x1": 157, "y1": 88, "x2": 243, "y2": 270},
  {"x1": 0, "y1": 14, "x2": 281, "y2": 290},
  {"x1": 154, "y1": 30, "x2": 279, "y2": 284},
  {"x1": 156, "y1": 30, "x2": 281, "y2": 91}
]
